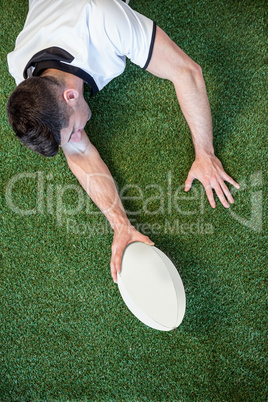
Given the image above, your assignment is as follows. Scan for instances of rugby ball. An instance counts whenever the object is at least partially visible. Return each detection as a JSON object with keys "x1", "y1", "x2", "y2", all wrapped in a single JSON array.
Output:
[{"x1": 118, "y1": 242, "x2": 186, "y2": 331}]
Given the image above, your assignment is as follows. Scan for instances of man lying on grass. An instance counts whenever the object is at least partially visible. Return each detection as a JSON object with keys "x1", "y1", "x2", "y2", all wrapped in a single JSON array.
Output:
[{"x1": 7, "y1": 0, "x2": 239, "y2": 282}]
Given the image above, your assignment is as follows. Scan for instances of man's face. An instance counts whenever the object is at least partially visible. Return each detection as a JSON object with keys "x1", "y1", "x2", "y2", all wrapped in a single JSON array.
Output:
[{"x1": 60, "y1": 96, "x2": 91, "y2": 145}]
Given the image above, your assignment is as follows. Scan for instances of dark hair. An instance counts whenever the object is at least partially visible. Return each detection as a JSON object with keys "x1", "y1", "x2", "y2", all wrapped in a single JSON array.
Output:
[{"x1": 6, "y1": 76, "x2": 71, "y2": 157}]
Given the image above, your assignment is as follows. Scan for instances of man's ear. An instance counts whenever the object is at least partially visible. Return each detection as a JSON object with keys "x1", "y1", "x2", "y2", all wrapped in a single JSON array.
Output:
[
  {"x1": 69, "y1": 130, "x2": 83, "y2": 143},
  {"x1": 63, "y1": 89, "x2": 79, "y2": 104}
]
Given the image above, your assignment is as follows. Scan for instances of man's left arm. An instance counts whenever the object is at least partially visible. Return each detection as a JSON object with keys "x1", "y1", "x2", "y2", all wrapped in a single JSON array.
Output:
[{"x1": 146, "y1": 26, "x2": 240, "y2": 208}]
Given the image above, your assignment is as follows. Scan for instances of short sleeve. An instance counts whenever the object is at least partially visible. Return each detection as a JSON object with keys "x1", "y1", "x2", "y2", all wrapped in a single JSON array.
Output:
[{"x1": 99, "y1": 0, "x2": 156, "y2": 69}]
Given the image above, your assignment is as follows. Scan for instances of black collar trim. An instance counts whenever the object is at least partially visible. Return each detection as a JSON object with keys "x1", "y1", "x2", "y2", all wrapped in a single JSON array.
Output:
[{"x1": 23, "y1": 47, "x2": 99, "y2": 96}]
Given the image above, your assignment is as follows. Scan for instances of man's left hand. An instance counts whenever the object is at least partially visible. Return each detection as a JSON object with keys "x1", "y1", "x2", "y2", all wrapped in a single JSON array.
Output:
[{"x1": 184, "y1": 155, "x2": 240, "y2": 208}]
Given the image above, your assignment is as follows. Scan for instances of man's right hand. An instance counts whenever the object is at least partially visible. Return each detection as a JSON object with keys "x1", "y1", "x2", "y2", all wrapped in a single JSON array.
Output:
[{"x1": 110, "y1": 224, "x2": 154, "y2": 283}]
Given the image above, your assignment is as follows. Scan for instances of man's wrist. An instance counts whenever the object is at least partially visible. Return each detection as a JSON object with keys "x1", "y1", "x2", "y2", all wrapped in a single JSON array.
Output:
[
  {"x1": 195, "y1": 146, "x2": 215, "y2": 159},
  {"x1": 109, "y1": 214, "x2": 132, "y2": 234}
]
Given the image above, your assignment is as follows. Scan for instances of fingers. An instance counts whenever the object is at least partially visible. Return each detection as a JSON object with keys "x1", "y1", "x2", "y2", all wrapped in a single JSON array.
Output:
[
  {"x1": 136, "y1": 233, "x2": 155, "y2": 246},
  {"x1": 110, "y1": 256, "x2": 117, "y2": 284},
  {"x1": 190, "y1": 175, "x2": 239, "y2": 209},
  {"x1": 110, "y1": 230, "x2": 155, "y2": 284},
  {"x1": 110, "y1": 243, "x2": 123, "y2": 284},
  {"x1": 110, "y1": 263, "x2": 118, "y2": 284},
  {"x1": 184, "y1": 171, "x2": 194, "y2": 192},
  {"x1": 206, "y1": 174, "x2": 237, "y2": 209},
  {"x1": 204, "y1": 182, "x2": 216, "y2": 209},
  {"x1": 217, "y1": 179, "x2": 235, "y2": 205},
  {"x1": 221, "y1": 172, "x2": 240, "y2": 190},
  {"x1": 211, "y1": 168, "x2": 239, "y2": 207},
  {"x1": 211, "y1": 179, "x2": 230, "y2": 208}
]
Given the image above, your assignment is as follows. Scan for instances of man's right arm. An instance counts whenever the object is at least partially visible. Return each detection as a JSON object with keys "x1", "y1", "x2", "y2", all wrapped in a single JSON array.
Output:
[{"x1": 61, "y1": 130, "x2": 154, "y2": 282}]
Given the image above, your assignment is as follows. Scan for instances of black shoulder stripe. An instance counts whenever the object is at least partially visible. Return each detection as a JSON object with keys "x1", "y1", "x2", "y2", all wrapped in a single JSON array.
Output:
[{"x1": 142, "y1": 21, "x2": 157, "y2": 70}]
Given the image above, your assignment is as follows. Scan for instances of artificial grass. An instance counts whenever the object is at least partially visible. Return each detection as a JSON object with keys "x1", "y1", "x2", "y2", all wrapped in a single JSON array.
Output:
[{"x1": 0, "y1": 0, "x2": 267, "y2": 400}]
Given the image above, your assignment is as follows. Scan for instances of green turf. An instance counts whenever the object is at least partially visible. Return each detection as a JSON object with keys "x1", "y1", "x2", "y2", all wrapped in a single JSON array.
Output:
[{"x1": 0, "y1": 0, "x2": 267, "y2": 400}]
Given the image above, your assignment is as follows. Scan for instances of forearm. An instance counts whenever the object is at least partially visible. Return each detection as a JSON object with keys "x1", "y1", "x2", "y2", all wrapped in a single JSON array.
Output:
[
  {"x1": 62, "y1": 131, "x2": 154, "y2": 282},
  {"x1": 173, "y1": 68, "x2": 214, "y2": 158},
  {"x1": 147, "y1": 26, "x2": 214, "y2": 158},
  {"x1": 62, "y1": 131, "x2": 129, "y2": 231}
]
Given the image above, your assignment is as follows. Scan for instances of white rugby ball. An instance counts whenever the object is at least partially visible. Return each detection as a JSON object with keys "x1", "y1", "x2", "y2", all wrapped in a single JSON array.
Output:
[{"x1": 118, "y1": 242, "x2": 186, "y2": 331}]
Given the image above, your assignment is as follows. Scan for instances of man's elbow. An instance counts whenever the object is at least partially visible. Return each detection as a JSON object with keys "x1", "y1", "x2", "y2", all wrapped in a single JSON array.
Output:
[
  {"x1": 173, "y1": 60, "x2": 204, "y2": 87},
  {"x1": 182, "y1": 56, "x2": 203, "y2": 77},
  {"x1": 192, "y1": 59, "x2": 203, "y2": 76}
]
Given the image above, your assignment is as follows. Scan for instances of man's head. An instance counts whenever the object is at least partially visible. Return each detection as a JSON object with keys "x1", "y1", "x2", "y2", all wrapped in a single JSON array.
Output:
[{"x1": 6, "y1": 71, "x2": 91, "y2": 156}]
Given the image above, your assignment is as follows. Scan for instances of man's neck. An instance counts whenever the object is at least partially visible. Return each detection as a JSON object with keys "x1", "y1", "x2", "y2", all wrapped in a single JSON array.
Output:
[{"x1": 41, "y1": 68, "x2": 84, "y2": 92}]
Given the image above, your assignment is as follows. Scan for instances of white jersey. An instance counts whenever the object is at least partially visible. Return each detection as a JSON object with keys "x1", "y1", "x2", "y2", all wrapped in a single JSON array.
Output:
[{"x1": 7, "y1": 0, "x2": 156, "y2": 94}]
